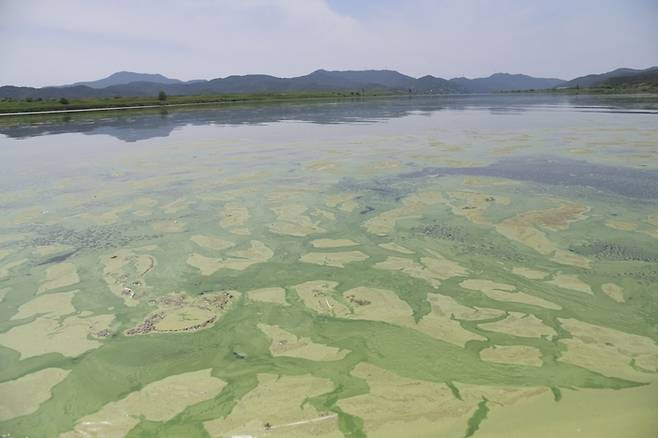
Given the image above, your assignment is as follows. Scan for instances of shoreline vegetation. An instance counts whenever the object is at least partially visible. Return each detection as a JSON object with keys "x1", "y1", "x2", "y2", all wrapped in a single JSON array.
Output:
[
  {"x1": 2, "y1": 86, "x2": 657, "y2": 116},
  {"x1": 0, "y1": 90, "x2": 404, "y2": 116}
]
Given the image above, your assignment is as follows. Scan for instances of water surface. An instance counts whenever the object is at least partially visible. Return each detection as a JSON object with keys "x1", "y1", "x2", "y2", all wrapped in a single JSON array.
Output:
[{"x1": 1, "y1": 94, "x2": 657, "y2": 437}]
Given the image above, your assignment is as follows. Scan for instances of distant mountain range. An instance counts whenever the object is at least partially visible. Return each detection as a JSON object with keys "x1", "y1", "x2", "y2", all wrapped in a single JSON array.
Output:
[
  {"x1": 450, "y1": 73, "x2": 564, "y2": 93},
  {"x1": 1, "y1": 66, "x2": 656, "y2": 100},
  {"x1": 561, "y1": 66, "x2": 658, "y2": 88},
  {"x1": 67, "y1": 71, "x2": 185, "y2": 89}
]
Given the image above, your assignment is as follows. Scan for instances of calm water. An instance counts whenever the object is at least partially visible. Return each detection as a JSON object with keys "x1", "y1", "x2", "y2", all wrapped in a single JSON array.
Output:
[{"x1": 1, "y1": 94, "x2": 657, "y2": 437}]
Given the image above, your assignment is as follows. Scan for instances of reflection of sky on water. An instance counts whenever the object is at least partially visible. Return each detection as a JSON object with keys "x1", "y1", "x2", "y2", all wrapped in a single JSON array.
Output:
[
  {"x1": 0, "y1": 94, "x2": 656, "y2": 201},
  {"x1": 1, "y1": 94, "x2": 657, "y2": 143}
]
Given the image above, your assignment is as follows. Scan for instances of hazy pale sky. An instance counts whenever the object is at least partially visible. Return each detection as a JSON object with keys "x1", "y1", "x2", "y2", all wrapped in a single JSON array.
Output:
[{"x1": 1, "y1": 0, "x2": 657, "y2": 87}]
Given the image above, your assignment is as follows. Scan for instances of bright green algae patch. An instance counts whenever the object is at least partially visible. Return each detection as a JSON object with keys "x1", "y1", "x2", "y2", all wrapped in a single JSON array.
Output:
[{"x1": 2, "y1": 98, "x2": 658, "y2": 437}]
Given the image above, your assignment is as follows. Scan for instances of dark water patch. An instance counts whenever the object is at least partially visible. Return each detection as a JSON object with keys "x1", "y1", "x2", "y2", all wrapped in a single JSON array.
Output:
[
  {"x1": 30, "y1": 225, "x2": 153, "y2": 251},
  {"x1": 335, "y1": 177, "x2": 414, "y2": 200},
  {"x1": 463, "y1": 398, "x2": 489, "y2": 438},
  {"x1": 446, "y1": 381, "x2": 463, "y2": 400},
  {"x1": 550, "y1": 386, "x2": 562, "y2": 402},
  {"x1": 37, "y1": 249, "x2": 79, "y2": 265},
  {"x1": 402, "y1": 156, "x2": 658, "y2": 199},
  {"x1": 412, "y1": 222, "x2": 469, "y2": 242},
  {"x1": 570, "y1": 240, "x2": 658, "y2": 262},
  {"x1": 408, "y1": 219, "x2": 530, "y2": 263},
  {"x1": 459, "y1": 241, "x2": 530, "y2": 263},
  {"x1": 617, "y1": 267, "x2": 658, "y2": 283}
]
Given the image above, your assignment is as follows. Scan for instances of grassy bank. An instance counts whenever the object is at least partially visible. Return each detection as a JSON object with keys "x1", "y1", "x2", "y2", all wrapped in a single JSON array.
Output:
[{"x1": 0, "y1": 90, "x2": 402, "y2": 115}]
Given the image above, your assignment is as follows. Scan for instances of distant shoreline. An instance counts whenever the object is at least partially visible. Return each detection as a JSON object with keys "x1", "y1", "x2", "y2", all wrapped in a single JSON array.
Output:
[
  {"x1": 0, "y1": 91, "x2": 407, "y2": 116},
  {"x1": 1, "y1": 88, "x2": 656, "y2": 117}
]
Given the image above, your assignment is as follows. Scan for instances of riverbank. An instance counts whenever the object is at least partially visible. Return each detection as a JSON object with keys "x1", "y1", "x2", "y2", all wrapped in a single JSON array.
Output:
[{"x1": 0, "y1": 90, "x2": 403, "y2": 115}]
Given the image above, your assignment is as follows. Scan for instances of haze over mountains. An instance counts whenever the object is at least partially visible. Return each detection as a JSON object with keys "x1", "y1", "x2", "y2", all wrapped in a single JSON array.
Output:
[{"x1": 1, "y1": 67, "x2": 656, "y2": 100}]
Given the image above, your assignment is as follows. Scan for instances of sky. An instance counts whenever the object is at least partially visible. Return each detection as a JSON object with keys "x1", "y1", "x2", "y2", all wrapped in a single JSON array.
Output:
[{"x1": 1, "y1": 0, "x2": 657, "y2": 87}]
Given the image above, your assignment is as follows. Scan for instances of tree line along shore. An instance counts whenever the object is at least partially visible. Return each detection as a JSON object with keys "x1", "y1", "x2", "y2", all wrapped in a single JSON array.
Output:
[
  {"x1": 0, "y1": 90, "x2": 400, "y2": 115},
  {"x1": 2, "y1": 85, "x2": 657, "y2": 115}
]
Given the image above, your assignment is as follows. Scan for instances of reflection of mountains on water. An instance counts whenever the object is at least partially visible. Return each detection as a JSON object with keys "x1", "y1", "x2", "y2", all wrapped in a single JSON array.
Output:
[{"x1": 1, "y1": 94, "x2": 656, "y2": 142}]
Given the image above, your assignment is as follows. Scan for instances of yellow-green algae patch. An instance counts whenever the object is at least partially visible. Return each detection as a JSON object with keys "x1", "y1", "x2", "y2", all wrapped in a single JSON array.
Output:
[
  {"x1": 269, "y1": 204, "x2": 325, "y2": 237},
  {"x1": 306, "y1": 159, "x2": 338, "y2": 173},
  {"x1": 62, "y1": 369, "x2": 226, "y2": 438},
  {"x1": 363, "y1": 191, "x2": 443, "y2": 236},
  {"x1": 37, "y1": 262, "x2": 80, "y2": 294},
  {"x1": 378, "y1": 242, "x2": 414, "y2": 254},
  {"x1": 456, "y1": 382, "x2": 549, "y2": 413},
  {"x1": 10, "y1": 290, "x2": 77, "y2": 320},
  {"x1": 426, "y1": 293, "x2": 504, "y2": 321},
  {"x1": 130, "y1": 197, "x2": 158, "y2": 217},
  {"x1": 310, "y1": 238, "x2": 359, "y2": 248},
  {"x1": 605, "y1": 220, "x2": 638, "y2": 231},
  {"x1": 293, "y1": 280, "x2": 349, "y2": 317},
  {"x1": 493, "y1": 201, "x2": 591, "y2": 268},
  {"x1": 550, "y1": 249, "x2": 592, "y2": 269},
  {"x1": 220, "y1": 202, "x2": 249, "y2": 232},
  {"x1": 267, "y1": 187, "x2": 312, "y2": 203},
  {"x1": 414, "y1": 298, "x2": 487, "y2": 347},
  {"x1": 479, "y1": 345, "x2": 543, "y2": 367},
  {"x1": 337, "y1": 363, "x2": 474, "y2": 437},
  {"x1": 0, "y1": 233, "x2": 26, "y2": 244},
  {"x1": 546, "y1": 272, "x2": 593, "y2": 295},
  {"x1": 204, "y1": 373, "x2": 339, "y2": 437},
  {"x1": 478, "y1": 312, "x2": 557, "y2": 338},
  {"x1": 423, "y1": 248, "x2": 469, "y2": 277},
  {"x1": 558, "y1": 318, "x2": 658, "y2": 382},
  {"x1": 0, "y1": 258, "x2": 28, "y2": 280},
  {"x1": 190, "y1": 234, "x2": 235, "y2": 250},
  {"x1": 0, "y1": 368, "x2": 71, "y2": 421},
  {"x1": 186, "y1": 253, "x2": 221, "y2": 275},
  {"x1": 161, "y1": 197, "x2": 191, "y2": 214},
  {"x1": 200, "y1": 187, "x2": 257, "y2": 203},
  {"x1": 344, "y1": 286, "x2": 414, "y2": 327},
  {"x1": 511, "y1": 266, "x2": 548, "y2": 280},
  {"x1": 300, "y1": 250, "x2": 369, "y2": 268},
  {"x1": 247, "y1": 287, "x2": 287, "y2": 305},
  {"x1": 495, "y1": 220, "x2": 554, "y2": 255},
  {"x1": 512, "y1": 201, "x2": 590, "y2": 232},
  {"x1": 343, "y1": 287, "x2": 490, "y2": 347},
  {"x1": 151, "y1": 220, "x2": 186, "y2": 233},
  {"x1": 325, "y1": 192, "x2": 358, "y2": 212},
  {"x1": 375, "y1": 250, "x2": 467, "y2": 288},
  {"x1": 477, "y1": 381, "x2": 658, "y2": 438},
  {"x1": 362, "y1": 159, "x2": 401, "y2": 174},
  {"x1": 645, "y1": 228, "x2": 658, "y2": 239},
  {"x1": 459, "y1": 279, "x2": 561, "y2": 310},
  {"x1": 187, "y1": 240, "x2": 273, "y2": 275},
  {"x1": 0, "y1": 313, "x2": 114, "y2": 359},
  {"x1": 101, "y1": 247, "x2": 157, "y2": 306},
  {"x1": 463, "y1": 177, "x2": 519, "y2": 186},
  {"x1": 78, "y1": 205, "x2": 130, "y2": 226},
  {"x1": 258, "y1": 323, "x2": 349, "y2": 361},
  {"x1": 33, "y1": 244, "x2": 73, "y2": 257},
  {"x1": 601, "y1": 283, "x2": 625, "y2": 303},
  {"x1": 445, "y1": 191, "x2": 511, "y2": 226},
  {"x1": 127, "y1": 291, "x2": 239, "y2": 335},
  {"x1": 309, "y1": 208, "x2": 336, "y2": 222}
]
